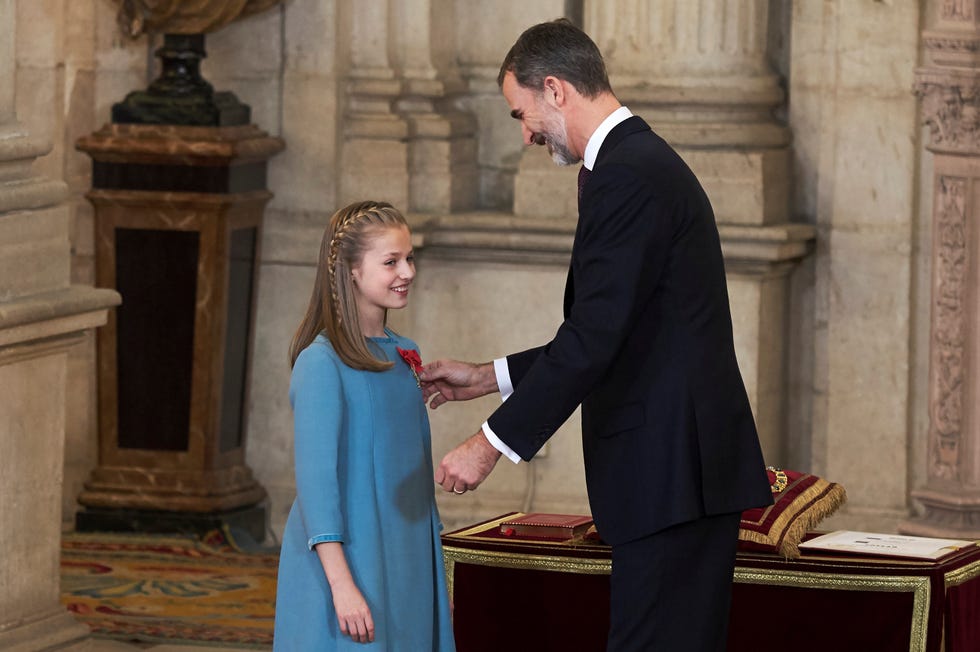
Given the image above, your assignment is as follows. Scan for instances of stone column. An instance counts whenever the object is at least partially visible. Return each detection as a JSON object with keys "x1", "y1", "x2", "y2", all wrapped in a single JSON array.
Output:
[
  {"x1": 0, "y1": 0, "x2": 119, "y2": 648},
  {"x1": 339, "y1": 0, "x2": 409, "y2": 208},
  {"x1": 392, "y1": 0, "x2": 478, "y2": 213},
  {"x1": 901, "y1": 2, "x2": 980, "y2": 539},
  {"x1": 513, "y1": 0, "x2": 810, "y2": 462}
]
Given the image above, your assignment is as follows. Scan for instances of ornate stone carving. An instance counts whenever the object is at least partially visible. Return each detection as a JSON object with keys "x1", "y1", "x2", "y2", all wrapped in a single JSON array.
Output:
[
  {"x1": 916, "y1": 78, "x2": 980, "y2": 153},
  {"x1": 922, "y1": 35, "x2": 980, "y2": 54},
  {"x1": 942, "y1": 0, "x2": 974, "y2": 21},
  {"x1": 928, "y1": 176, "x2": 968, "y2": 481}
]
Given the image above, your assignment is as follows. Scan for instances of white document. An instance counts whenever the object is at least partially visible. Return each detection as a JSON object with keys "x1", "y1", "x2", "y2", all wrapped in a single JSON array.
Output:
[{"x1": 799, "y1": 530, "x2": 977, "y2": 560}]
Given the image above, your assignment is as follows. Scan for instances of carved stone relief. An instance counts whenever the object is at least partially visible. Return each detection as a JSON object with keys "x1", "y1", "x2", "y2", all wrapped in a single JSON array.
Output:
[
  {"x1": 917, "y1": 81, "x2": 980, "y2": 153},
  {"x1": 942, "y1": 0, "x2": 974, "y2": 22},
  {"x1": 929, "y1": 175, "x2": 968, "y2": 481}
]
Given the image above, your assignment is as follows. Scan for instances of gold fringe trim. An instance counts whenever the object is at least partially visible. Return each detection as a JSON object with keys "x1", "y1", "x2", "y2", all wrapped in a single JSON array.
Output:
[{"x1": 739, "y1": 480, "x2": 847, "y2": 559}]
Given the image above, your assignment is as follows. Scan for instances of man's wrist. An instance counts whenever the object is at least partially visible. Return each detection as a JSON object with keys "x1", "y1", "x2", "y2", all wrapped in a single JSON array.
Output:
[{"x1": 478, "y1": 362, "x2": 500, "y2": 395}]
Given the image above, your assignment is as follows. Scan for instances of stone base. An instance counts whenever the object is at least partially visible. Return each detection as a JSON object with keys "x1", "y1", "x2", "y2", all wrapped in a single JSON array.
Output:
[
  {"x1": 0, "y1": 608, "x2": 89, "y2": 652},
  {"x1": 899, "y1": 488, "x2": 980, "y2": 539},
  {"x1": 75, "y1": 503, "x2": 267, "y2": 544}
]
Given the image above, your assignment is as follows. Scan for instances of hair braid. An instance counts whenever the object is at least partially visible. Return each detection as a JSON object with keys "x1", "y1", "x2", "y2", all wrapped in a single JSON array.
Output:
[{"x1": 326, "y1": 210, "x2": 360, "y2": 324}]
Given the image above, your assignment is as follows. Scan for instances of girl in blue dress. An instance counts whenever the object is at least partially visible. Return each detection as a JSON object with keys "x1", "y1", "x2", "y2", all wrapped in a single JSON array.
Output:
[{"x1": 273, "y1": 201, "x2": 456, "y2": 650}]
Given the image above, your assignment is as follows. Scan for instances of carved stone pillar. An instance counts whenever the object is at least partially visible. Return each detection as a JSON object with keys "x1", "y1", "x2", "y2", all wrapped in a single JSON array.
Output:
[
  {"x1": 0, "y1": 1, "x2": 119, "y2": 648},
  {"x1": 340, "y1": 0, "x2": 409, "y2": 208},
  {"x1": 514, "y1": 1, "x2": 812, "y2": 461},
  {"x1": 392, "y1": 0, "x2": 478, "y2": 213},
  {"x1": 901, "y1": 3, "x2": 980, "y2": 539}
]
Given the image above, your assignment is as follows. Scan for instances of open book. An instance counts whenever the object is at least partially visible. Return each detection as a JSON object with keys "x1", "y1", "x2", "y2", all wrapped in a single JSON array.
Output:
[{"x1": 799, "y1": 530, "x2": 976, "y2": 560}]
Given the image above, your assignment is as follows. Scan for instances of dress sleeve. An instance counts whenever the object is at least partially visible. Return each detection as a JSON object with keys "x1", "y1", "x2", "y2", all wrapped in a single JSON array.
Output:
[{"x1": 289, "y1": 344, "x2": 346, "y2": 550}]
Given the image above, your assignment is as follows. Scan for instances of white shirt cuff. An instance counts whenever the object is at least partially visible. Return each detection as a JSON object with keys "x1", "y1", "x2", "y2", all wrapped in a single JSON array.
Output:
[
  {"x1": 482, "y1": 421, "x2": 521, "y2": 464},
  {"x1": 494, "y1": 357, "x2": 514, "y2": 400}
]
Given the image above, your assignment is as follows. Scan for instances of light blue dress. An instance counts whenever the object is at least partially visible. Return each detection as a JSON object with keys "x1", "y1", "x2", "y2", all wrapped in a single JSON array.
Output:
[{"x1": 273, "y1": 332, "x2": 456, "y2": 651}]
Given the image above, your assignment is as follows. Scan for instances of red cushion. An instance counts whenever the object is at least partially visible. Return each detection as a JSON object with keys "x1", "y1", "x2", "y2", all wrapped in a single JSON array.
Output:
[{"x1": 738, "y1": 468, "x2": 846, "y2": 558}]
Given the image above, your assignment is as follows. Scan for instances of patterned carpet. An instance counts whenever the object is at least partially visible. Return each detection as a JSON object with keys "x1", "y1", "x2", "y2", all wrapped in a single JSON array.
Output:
[{"x1": 60, "y1": 529, "x2": 278, "y2": 648}]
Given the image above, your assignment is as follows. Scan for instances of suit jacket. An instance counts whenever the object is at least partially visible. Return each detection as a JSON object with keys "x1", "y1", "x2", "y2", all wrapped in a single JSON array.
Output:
[{"x1": 487, "y1": 116, "x2": 773, "y2": 546}]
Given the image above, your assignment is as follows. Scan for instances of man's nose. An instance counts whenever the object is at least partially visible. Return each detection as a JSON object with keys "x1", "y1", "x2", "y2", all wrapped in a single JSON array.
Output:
[{"x1": 521, "y1": 123, "x2": 535, "y2": 146}]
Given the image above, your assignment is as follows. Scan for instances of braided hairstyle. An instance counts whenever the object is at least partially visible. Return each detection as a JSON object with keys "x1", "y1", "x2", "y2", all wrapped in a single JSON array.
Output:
[{"x1": 289, "y1": 200, "x2": 410, "y2": 370}]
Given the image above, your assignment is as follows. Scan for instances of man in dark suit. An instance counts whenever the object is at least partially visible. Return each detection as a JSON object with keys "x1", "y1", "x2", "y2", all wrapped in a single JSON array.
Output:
[{"x1": 421, "y1": 18, "x2": 773, "y2": 651}]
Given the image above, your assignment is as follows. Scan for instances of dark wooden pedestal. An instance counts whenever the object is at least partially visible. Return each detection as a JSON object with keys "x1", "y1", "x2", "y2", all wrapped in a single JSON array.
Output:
[{"x1": 75, "y1": 124, "x2": 284, "y2": 540}]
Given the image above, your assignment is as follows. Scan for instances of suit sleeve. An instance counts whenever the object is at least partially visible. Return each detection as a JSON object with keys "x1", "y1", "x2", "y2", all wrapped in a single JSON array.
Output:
[
  {"x1": 488, "y1": 166, "x2": 673, "y2": 459},
  {"x1": 505, "y1": 344, "x2": 547, "y2": 388},
  {"x1": 289, "y1": 345, "x2": 346, "y2": 549}
]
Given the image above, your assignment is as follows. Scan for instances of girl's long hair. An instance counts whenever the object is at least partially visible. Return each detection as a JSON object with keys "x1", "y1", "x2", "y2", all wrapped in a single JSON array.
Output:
[{"x1": 289, "y1": 200, "x2": 410, "y2": 370}]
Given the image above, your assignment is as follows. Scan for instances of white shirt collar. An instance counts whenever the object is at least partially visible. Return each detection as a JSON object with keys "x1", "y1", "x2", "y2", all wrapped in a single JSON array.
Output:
[{"x1": 583, "y1": 106, "x2": 633, "y2": 171}]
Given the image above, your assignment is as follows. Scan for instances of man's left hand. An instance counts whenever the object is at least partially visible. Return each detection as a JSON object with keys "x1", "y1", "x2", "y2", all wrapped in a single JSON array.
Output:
[{"x1": 435, "y1": 430, "x2": 502, "y2": 494}]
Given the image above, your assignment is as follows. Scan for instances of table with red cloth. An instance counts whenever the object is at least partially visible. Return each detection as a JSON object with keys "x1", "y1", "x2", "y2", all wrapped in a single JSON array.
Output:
[{"x1": 441, "y1": 513, "x2": 980, "y2": 652}]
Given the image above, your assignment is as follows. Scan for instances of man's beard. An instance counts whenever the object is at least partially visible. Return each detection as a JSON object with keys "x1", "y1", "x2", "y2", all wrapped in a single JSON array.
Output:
[{"x1": 536, "y1": 110, "x2": 580, "y2": 166}]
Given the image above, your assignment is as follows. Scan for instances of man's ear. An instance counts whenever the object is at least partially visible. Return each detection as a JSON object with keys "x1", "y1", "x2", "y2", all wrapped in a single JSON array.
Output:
[{"x1": 542, "y1": 75, "x2": 565, "y2": 107}]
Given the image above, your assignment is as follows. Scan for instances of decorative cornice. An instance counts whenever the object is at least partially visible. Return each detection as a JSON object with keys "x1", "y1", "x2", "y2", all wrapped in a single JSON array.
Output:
[{"x1": 923, "y1": 35, "x2": 980, "y2": 54}]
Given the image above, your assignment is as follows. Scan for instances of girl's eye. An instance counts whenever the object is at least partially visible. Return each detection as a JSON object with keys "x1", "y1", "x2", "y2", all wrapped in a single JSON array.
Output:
[
  {"x1": 407, "y1": 255, "x2": 415, "y2": 263},
  {"x1": 385, "y1": 259, "x2": 396, "y2": 266}
]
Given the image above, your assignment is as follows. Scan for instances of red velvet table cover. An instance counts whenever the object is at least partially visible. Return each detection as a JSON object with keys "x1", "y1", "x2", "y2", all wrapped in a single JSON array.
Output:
[{"x1": 441, "y1": 514, "x2": 980, "y2": 652}]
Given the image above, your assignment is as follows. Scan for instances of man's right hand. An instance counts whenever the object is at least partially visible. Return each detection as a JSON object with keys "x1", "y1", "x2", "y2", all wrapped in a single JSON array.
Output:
[{"x1": 419, "y1": 359, "x2": 498, "y2": 409}]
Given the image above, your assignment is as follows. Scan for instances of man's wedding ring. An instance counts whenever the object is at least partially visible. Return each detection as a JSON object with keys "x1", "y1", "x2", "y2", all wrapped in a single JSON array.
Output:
[{"x1": 453, "y1": 487, "x2": 465, "y2": 495}]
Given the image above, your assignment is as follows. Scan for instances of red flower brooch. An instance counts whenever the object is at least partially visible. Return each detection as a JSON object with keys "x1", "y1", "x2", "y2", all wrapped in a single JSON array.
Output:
[{"x1": 396, "y1": 347, "x2": 423, "y2": 388}]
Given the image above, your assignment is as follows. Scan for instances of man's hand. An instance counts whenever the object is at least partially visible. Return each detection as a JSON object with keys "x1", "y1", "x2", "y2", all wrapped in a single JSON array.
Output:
[
  {"x1": 435, "y1": 430, "x2": 502, "y2": 493},
  {"x1": 420, "y1": 359, "x2": 498, "y2": 409}
]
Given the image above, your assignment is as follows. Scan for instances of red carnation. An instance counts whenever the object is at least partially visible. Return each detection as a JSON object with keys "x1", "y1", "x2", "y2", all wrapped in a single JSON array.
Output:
[{"x1": 396, "y1": 347, "x2": 423, "y2": 387}]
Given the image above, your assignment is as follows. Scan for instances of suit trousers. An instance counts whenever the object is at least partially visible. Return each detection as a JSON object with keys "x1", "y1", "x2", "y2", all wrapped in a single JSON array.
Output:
[{"x1": 606, "y1": 511, "x2": 742, "y2": 652}]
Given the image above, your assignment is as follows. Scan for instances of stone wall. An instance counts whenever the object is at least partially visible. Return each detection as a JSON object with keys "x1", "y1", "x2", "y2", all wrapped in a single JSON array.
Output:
[{"x1": 7, "y1": 0, "x2": 945, "y2": 543}]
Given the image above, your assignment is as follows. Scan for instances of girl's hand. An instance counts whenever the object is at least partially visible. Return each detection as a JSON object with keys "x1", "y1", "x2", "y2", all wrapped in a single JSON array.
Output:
[
  {"x1": 331, "y1": 579, "x2": 375, "y2": 643},
  {"x1": 314, "y1": 541, "x2": 374, "y2": 643}
]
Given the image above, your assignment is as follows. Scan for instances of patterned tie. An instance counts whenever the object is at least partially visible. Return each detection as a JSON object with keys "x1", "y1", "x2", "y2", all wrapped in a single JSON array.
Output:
[{"x1": 577, "y1": 165, "x2": 591, "y2": 202}]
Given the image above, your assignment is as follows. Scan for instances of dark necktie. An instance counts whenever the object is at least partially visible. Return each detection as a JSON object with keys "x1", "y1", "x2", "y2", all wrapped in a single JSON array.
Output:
[{"x1": 578, "y1": 165, "x2": 591, "y2": 202}]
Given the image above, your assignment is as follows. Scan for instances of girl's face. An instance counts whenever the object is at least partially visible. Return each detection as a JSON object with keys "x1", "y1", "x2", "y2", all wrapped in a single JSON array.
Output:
[{"x1": 351, "y1": 225, "x2": 415, "y2": 331}]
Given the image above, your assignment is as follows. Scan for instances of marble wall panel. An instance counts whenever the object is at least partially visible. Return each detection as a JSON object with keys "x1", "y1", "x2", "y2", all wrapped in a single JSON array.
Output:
[
  {"x1": 270, "y1": 73, "x2": 339, "y2": 212},
  {"x1": 822, "y1": 228, "x2": 913, "y2": 513},
  {"x1": 283, "y1": 0, "x2": 337, "y2": 75},
  {"x1": 0, "y1": 0, "x2": 13, "y2": 122},
  {"x1": 0, "y1": 206, "x2": 70, "y2": 299},
  {"x1": 835, "y1": 0, "x2": 919, "y2": 94},
  {"x1": 830, "y1": 97, "x2": 918, "y2": 229},
  {"x1": 0, "y1": 353, "x2": 68, "y2": 619},
  {"x1": 245, "y1": 261, "x2": 311, "y2": 538}
]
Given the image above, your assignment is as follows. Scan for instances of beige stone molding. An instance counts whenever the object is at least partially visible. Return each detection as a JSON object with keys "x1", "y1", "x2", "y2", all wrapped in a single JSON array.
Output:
[
  {"x1": 718, "y1": 223, "x2": 816, "y2": 276},
  {"x1": 922, "y1": 30, "x2": 980, "y2": 68},
  {"x1": 402, "y1": 211, "x2": 814, "y2": 273},
  {"x1": 414, "y1": 212, "x2": 576, "y2": 265},
  {"x1": 0, "y1": 124, "x2": 54, "y2": 184},
  {"x1": 0, "y1": 608, "x2": 90, "y2": 652},
  {"x1": 0, "y1": 286, "x2": 120, "y2": 353}
]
